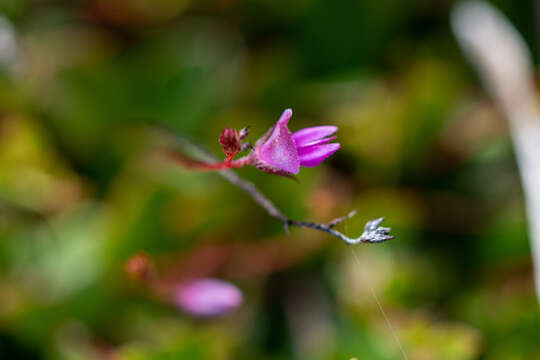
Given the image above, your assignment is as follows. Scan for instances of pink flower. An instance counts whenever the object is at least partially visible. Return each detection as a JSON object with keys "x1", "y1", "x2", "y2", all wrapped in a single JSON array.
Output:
[
  {"x1": 174, "y1": 278, "x2": 243, "y2": 317},
  {"x1": 253, "y1": 109, "x2": 340, "y2": 175},
  {"x1": 170, "y1": 108, "x2": 339, "y2": 177}
]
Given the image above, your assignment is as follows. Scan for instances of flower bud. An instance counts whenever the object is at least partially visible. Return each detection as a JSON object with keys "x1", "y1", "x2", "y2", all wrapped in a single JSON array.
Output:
[
  {"x1": 219, "y1": 128, "x2": 241, "y2": 158},
  {"x1": 240, "y1": 142, "x2": 252, "y2": 152},
  {"x1": 125, "y1": 253, "x2": 154, "y2": 283},
  {"x1": 239, "y1": 126, "x2": 250, "y2": 140}
]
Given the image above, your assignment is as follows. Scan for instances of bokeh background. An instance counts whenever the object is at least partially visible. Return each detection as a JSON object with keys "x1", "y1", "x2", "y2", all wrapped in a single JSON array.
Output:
[{"x1": 1, "y1": 0, "x2": 539, "y2": 359}]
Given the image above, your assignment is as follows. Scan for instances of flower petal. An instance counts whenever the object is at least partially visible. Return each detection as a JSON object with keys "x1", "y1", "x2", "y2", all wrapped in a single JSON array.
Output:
[
  {"x1": 278, "y1": 108, "x2": 293, "y2": 125},
  {"x1": 298, "y1": 143, "x2": 340, "y2": 167},
  {"x1": 257, "y1": 109, "x2": 300, "y2": 174},
  {"x1": 292, "y1": 126, "x2": 338, "y2": 147},
  {"x1": 254, "y1": 109, "x2": 293, "y2": 148},
  {"x1": 174, "y1": 278, "x2": 243, "y2": 317},
  {"x1": 297, "y1": 135, "x2": 337, "y2": 148}
]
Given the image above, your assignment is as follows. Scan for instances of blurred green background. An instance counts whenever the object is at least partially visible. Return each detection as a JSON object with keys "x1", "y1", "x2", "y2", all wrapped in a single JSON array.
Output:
[{"x1": 0, "y1": 0, "x2": 539, "y2": 359}]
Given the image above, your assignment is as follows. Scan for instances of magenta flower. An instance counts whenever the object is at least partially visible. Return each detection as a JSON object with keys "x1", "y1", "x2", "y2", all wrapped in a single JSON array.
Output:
[
  {"x1": 174, "y1": 278, "x2": 243, "y2": 317},
  {"x1": 172, "y1": 108, "x2": 339, "y2": 177},
  {"x1": 253, "y1": 109, "x2": 340, "y2": 175}
]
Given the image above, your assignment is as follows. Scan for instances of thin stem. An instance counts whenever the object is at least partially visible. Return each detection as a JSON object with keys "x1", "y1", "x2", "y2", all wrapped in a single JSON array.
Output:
[
  {"x1": 349, "y1": 248, "x2": 409, "y2": 360},
  {"x1": 166, "y1": 150, "x2": 249, "y2": 170}
]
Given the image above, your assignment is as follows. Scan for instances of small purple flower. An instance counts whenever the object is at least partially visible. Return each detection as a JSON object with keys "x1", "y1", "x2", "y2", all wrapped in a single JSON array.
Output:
[
  {"x1": 253, "y1": 109, "x2": 340, "y2": 175},
  {"x1": 174, "y1": 278, "x2": 243, "y2": 317}
]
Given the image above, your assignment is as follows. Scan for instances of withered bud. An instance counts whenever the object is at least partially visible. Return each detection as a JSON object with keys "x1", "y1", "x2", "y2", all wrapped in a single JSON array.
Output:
[
  {"x1": 125, "y1": 253, "x2": 154, "y2": 283},
  {"x1": 219, "y1": 128, "x2": 241, "y2": 157},
  {"x1": 240, "y1": 142, "x2": 252, "y2": 152},
  {"x1": 239, "y1": 126, "x2": 250, "y2": 140}
]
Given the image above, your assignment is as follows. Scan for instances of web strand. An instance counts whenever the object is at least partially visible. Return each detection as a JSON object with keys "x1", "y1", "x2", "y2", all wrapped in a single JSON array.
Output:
[{"x1": 349, "y1": 247, "x2": 409, "y2": 360}]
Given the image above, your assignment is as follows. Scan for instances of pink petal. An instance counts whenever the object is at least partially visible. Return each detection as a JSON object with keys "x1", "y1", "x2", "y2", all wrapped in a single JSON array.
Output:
[
  {"x1": 297, "y1": 135, "x2": 337, "y2": 148},
  {"x1": 298, "y1": 143, "x2": 340, "y2": 167},
  {"x1": 174, "y1": 278, "x2": 243, "y2": 317},
  {"x1": 278, "y1": 108, "x2": 293, "y2": 125},
  {"x1": 257, "y1": 109, "x2": 300, "y2": 174},
  {"x1": 292, "y1": 126, "x2": 338, "y2": 147}
]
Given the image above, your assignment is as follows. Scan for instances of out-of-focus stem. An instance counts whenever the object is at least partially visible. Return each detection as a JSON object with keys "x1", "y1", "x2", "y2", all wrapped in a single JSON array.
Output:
[{"x1": 452, "y1": 1, "x2": 540, "y2": 303}]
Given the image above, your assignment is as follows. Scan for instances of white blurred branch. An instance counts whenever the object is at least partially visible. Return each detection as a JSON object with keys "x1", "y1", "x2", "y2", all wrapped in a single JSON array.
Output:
[
  {"x1": 0, "y1": 14, "x2": 19, "y2": 73},
  {"x1": 452, "y1": 1, "x2": 540, "y2": 302}
]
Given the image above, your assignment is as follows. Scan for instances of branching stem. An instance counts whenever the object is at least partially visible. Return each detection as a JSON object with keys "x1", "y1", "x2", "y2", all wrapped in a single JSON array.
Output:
[{"x1": 163, "y1": 132, "x2": 394, "y2": 245}]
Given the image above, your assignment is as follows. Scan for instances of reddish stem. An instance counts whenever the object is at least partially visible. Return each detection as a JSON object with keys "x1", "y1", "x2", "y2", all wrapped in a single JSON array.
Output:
[{"x1": 166, "y1": 150, "x2": 249, "y2": 171}]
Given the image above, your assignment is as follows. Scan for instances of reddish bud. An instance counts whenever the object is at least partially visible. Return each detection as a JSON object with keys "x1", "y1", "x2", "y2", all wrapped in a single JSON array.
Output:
[
  {"x1": 219, "y1": 128, "x2": 241, "y2": 159},
  {"x1": 125, "y1": 253, "x2": 154, "y2": 283}
]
